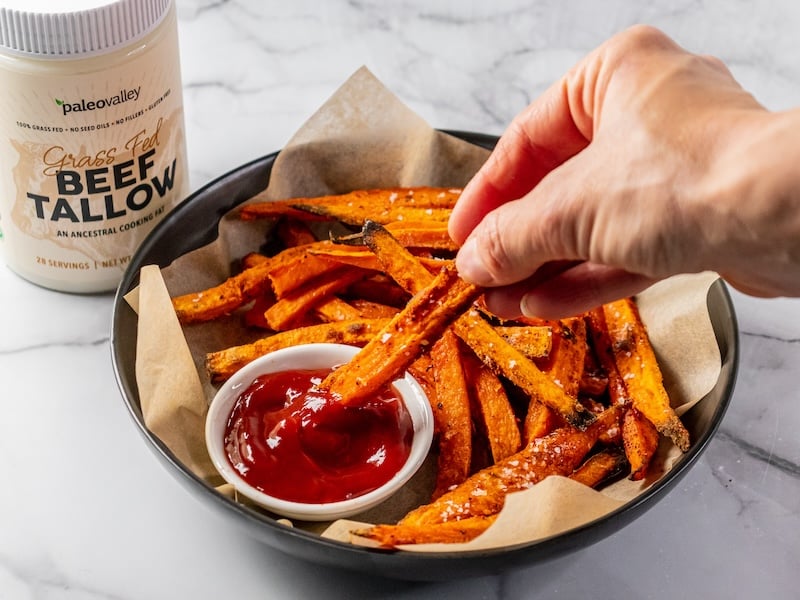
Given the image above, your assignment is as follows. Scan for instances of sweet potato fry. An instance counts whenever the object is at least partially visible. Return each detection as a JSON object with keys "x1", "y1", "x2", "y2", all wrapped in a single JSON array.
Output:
[
  {"x1": 580, "y1": 370, "x2": 609, "y2": 397},
  {"x1": 308, "y1": 245, "x2": 449, "y2": 274},
  {"x1": 586, "y1": 307, "x2": 631, "y2": 407},
  {"x1": 267, "y1": 248, "x2": 352, "y2": 299},
  {"x1": 240, "y1": 252, "x2": 269, "y2": 269},
  {"x1": 321, "y1": 262, "x2": 483, "y2": 406},
  {"x1": 334, "y1": 220, "x2": 458, "y2": 251},
  {"x1": 205, "y1": 319, "x2": 390, "y2": 382},
  {"x1": 237, "y1": 201, "x2": 329, "y2": 222},
  {"x1": 430, "y1": 330, "x2": 473, "y2": 498},
  {"x1": 343, "y1": 276, "x2": 410, "y2": 308},
  {"x1": 462, "y1": 351, "x2": 521, "y2": 463},
  {"x1": 268, "y1": 221, "x2": 456, "y2": 299},
  {"x1": 406, "y1": 354, "x2": 437, "y2": 417},
  {"x1": 622, "y1": 405, "x2": 661, "y2": 480},
  {"x1": 236, "y1": 222, "x2": 340, "y2": 300},
  {"x1": 298, "y1": 203, "x2": 452, "y2": 227},
  {"x1": 494, "y1": 325, "x2": 553, "y2": 360},
  {"x1": 602, "y1": 298, "x2": 690, "y2": 452},
  {"x1": 569, "y1": 449, "x2": 628, "y2": 488},
  {"x1": 400, "y1": 405, "x2": 622, "y2": 527},
  {"x1": 361, "y1": 221, "x2": 595, "y2": 429},
  {"x1": 347, "y1": 299, "x2": 399, "y2": 319},
  {"x1": 522, "y1": 401, "x2": 560, "y2": 443},
  {"x1": 239, "y1": 186, "x2": 462, "y2": 222},
  {"x1": 275, "y1": 217, "x2": 318, "y2": 246},
  {"x1": 313, "y1": 296, "x2": 362, "y2": 322},
  {"x1": 355, "y1": 515, "x2": 496, "y2": 547},
  {"x1": 171, "y1": 262, "x2": 274, "y2": 324},
  {"x1": 579, "y1": 344, "x2": 609, "y2": 397},
  {"x1": 383, "y1": 221, "x2": 459, "y2": 251},
  {"x1": 522, "y1": 318, "x2": 586, "y2": 442},
  {"x1": 264, "y1": 267, "x2": 368, "y2": 331},
  {"x1": 454, "y1": 316, "x2": 596, "y2": 430},
  {"x1": 542, "y1": 318, "x2": 588, "y2": 398}
]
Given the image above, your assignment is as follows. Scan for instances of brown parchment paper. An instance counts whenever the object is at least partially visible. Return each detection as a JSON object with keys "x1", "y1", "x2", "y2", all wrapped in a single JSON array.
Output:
[{"x1": 127, "y1": 67, "x2": 723, "y2": 552}]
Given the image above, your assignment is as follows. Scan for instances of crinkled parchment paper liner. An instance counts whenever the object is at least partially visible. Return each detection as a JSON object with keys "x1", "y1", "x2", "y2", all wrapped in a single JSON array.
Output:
[{"x1": 126, "y1": 67, "x2": 722, "y2": 552}]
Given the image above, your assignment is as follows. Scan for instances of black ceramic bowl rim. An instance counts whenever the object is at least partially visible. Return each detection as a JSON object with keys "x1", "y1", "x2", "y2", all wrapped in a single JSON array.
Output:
[{"x1": 110, "y1": 130, "x2": 739, "y2": 581}]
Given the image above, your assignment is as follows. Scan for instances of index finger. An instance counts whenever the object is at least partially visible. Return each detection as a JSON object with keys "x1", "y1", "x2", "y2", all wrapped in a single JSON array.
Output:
[{"x1": 448, "y1": 76, "x2": 591, "y2": 245}]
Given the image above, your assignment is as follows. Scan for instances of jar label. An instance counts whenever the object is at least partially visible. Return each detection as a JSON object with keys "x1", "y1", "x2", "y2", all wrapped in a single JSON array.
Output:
[{"x1": 0, "y1": 24, "x2": 188, "y2": 292}]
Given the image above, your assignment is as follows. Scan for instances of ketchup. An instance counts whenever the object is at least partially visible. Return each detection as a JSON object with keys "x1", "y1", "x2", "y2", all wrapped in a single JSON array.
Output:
[{"x1": 223, "y1": 369, "x2": 414, "y2": 505}]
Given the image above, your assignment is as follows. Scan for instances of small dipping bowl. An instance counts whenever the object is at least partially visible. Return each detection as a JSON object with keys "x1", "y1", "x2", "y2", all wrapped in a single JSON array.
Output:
[{"x1": 205, "y1": 343, "x2": 434, "y2": 521}]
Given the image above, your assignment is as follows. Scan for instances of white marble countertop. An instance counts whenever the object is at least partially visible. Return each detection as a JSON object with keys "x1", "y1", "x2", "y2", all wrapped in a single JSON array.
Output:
[{"x1": 2, "y1": 0, "x2": 800, "y2": 598}]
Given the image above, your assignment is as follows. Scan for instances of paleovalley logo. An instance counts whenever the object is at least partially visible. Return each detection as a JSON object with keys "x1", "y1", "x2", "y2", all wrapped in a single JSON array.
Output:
[{"x1": 54, "y1": 86, "x2": 141, "y2": 116}]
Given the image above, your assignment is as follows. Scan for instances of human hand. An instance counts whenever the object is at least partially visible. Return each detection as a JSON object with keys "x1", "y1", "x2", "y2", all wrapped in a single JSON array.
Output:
[{"x1": 449, "y1": 25, "x2": 800, "y2": 319}]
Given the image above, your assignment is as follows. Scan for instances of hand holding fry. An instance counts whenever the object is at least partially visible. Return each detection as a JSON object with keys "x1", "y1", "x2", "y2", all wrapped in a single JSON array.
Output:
[{"x1": 448, "y1": 26, "x2": 800, "y2": 319}]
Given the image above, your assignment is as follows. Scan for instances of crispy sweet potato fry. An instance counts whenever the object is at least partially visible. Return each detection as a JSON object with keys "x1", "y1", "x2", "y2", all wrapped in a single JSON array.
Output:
[
  {"x1": 298, "y1": 204, "x2": 452, "y2": 226},
  {"x1": 569, "y1": 449, "x2": 628, "y2": 488},
  {"x1": 240, "y1": 252, "x2": 269, "y2": 270},
  {"x1": 334, "y1": 220, "x2": 458, "y2": 251},
  {"x1": 347, "y1": 299, "x2": 400, "y2": 319},
  {"x1": 586, "y1": 307, "x2": 631, "y2": 407},
  {"x1": 267, "y1": 248, "x2": 351, "y2": 299},
  {"x1": 383, "y1": 221, "x2": 459, "y2": 251},
  {"x1": 355, "y1": 515, "x2": 497, "y2": 547},
  {"x1": 276, "y1": 217, "x2": 318, "y2": 246},
  {"x1": 430, "y1": 330, "x2": 473, "y2": 498},
  {"x1": 205, "y1": 319, "x2": 390, "y2": 383},
  {"x1": 406, "y1": 354, "x2": 437, "y2": 417},
  {"x1": 580, "y1": 370, "x2": 609, "y2": 397},
  {"x1": 308, "y1": 245, "x2": 449, "y2": 274},
  {"x1": 175, "y1": 235, "x2": 334, "y2": 325},
  {"x1": 322, "y1": 263, "x2": 483, "y2": 406},
  {"x1": 522, "y1": 401, "x2": 560, "y2": 443},
  {"x1": 463, "y1": 352, "x2": 521, "y2": 463},
  {"x1": 313, "y1": 296, "x2": 363, "y2": 322},
  {"x1": 455, "y1": 316, "x2": 596, "y2": 430},
  {"x1": 171, "y1": 262, "x2": 274, "y2": 324},
  {"x1": 264, "y1": 267, "x2": 367, "y2": 331},
  {"x1": 361, "y1": 221, "x2": 595, "y2": 429},
  {"x1": 602, "y1": 298, "x2": 690, "y2": 452},
  {"x1": 237, "y1": 202, "x2": 329, "y2": 222},
  {"x1": 622, "y1": 405, "x2": 661, "y2": 480},
  {"x1": 522, "y1": 318, "x2": 586, "y2": 442},
  {"x1": 543, "y1": 318, "x2": 588, "y2": 398},
  {"x1": 268, "y1": 222, "x2": 456, "y2": 298},
  {"x1": 495, "y1": 325, "x2": 553, "y2": 360},
  {"x1": 239, "y1": 186, "x2": 462, "y2": 221},
  {"x1": 580, "y1": 345, "x2": 609, "y2": 397},
  {"x1": 343, "y1": 276, "x2": 410, "y2": 308},
  {"x1": 399, "y1": 405, "x2": 622, "y2": 527}
]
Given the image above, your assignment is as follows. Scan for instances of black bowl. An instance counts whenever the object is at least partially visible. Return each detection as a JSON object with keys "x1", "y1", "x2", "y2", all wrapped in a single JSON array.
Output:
[{"x1": 110, "y1": 131, "x2": 738, "y2": 581}]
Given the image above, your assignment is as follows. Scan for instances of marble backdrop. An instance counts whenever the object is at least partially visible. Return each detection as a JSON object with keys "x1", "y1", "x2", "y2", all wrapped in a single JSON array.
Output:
[{"x1": 1, "y1": 0, "x2": 799, "y2": 598}]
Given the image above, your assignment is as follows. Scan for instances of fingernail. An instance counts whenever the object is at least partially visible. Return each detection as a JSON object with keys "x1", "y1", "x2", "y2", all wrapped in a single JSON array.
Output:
[
  {"x1": 519, "y1": 293, "x2": 537, "y2": 318},
  {"x1": 456, "y1": 237, "x2": 492, "y2": 285}
]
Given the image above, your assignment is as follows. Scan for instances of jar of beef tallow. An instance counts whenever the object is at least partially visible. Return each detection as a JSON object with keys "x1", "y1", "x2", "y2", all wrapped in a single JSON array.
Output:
[{"x1": 0, "y1": 0, "x2": 189, "y2": 292}]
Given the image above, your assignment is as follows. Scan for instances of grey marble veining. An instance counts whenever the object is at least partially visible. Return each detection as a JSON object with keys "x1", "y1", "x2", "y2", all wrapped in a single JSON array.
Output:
[{"x1": 1, "y1": 0, "x2": 800, "y2": 598}]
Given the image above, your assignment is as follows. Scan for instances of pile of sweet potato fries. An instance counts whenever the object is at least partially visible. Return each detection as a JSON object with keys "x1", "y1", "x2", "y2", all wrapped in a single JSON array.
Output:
[{"x1": 171, "y1": 186, "x2": 690, "y2": 547}]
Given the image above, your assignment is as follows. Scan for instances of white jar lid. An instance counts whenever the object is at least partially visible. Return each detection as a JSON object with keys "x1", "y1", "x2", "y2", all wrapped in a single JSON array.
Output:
[{"x1": 0, "y1": 0, "x2": 172, "y2": 57}]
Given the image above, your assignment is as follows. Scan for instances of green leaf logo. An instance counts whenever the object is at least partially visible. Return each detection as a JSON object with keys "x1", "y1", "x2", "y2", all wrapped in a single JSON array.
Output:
[{"x1": 55, "y1": 98, "x2": 63, "y2": 106}]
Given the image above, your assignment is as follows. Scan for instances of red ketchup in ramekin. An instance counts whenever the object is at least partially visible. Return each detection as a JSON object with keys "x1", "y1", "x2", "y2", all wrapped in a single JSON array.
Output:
[{"x1": 223, "y1": 368, "x2": 414, "y2": 504}]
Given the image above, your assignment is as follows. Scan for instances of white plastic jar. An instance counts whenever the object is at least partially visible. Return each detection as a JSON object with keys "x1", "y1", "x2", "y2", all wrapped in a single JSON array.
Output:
[{"x1": 0, "y1": 0, "x2": 188, "y2": 292}]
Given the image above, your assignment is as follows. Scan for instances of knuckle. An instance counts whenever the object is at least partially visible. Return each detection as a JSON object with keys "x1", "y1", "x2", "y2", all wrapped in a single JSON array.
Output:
[
  {"x1": 618, "y1": 24, "x2": 671, "y2": 50},
  {"x1": 603, "y1": 25, "x2": 676, "y2": 71}
]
